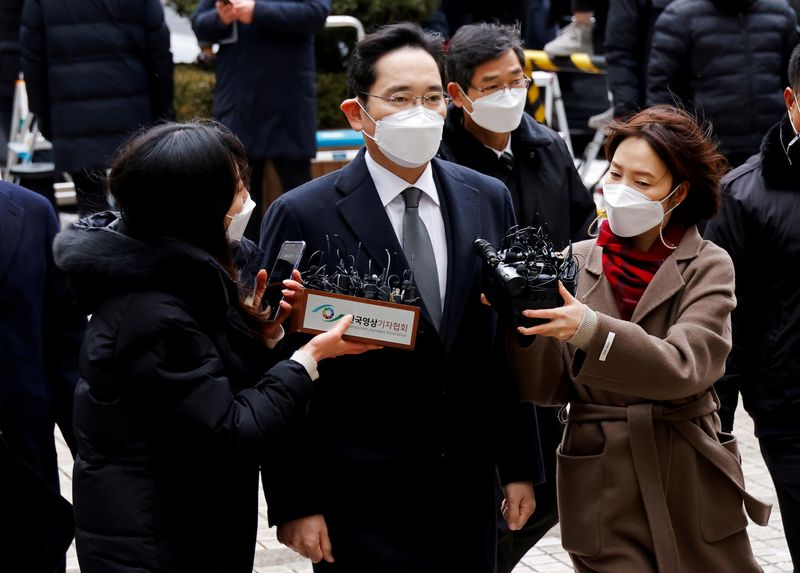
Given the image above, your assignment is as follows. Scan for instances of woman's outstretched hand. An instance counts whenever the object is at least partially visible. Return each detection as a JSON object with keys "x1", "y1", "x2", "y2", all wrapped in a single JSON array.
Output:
[
  {"x1": 517, "y1": 281, "x2": 586, "y2": 341},
  {"x1": 301, "y1": 315, "x2": 382, "y2": 363}
]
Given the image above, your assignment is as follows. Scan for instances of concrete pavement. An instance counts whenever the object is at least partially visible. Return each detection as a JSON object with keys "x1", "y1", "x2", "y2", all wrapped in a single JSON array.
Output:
[{"x1": 57, "y1": 403, "x2": 793, "y2": 572}]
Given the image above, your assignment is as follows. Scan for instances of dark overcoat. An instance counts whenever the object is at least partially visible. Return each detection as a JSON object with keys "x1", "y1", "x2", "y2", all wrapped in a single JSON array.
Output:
[
  {"x1": 19, "y1": 0, "x2": 173, "y2": 173},
  {"x1": 259, "y1": 150, "x2": 543, "y2": 573},
  {"x1": 508, "y1": 227, "x2": 770, "y2": 572},
  {"x1": 704, "y1": 115, "x2": 800, "y2": 436},
  {"x1": 0, "y1": 181, "x2": 85, "y2": 569},
  {"x1": 191, "y1": 0, "x2": 330, "y2": 160}
]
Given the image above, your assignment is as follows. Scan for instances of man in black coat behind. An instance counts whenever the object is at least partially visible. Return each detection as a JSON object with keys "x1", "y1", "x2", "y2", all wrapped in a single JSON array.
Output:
[
  {"x1": 438, "y1": 22, "x2": 596, "y2": 573},
  {"x1": 19, "y1": 0, "x2": 173, "y2": 216},
  {"x1": 704, "y1": 44, "x2": 800, "y2": 571},
  {"x1": 647, "y1": 0, "x2": 797, "y2": 168},
  {"x1": 603, "y1": 0, "x2": 674, "y2": 120}
]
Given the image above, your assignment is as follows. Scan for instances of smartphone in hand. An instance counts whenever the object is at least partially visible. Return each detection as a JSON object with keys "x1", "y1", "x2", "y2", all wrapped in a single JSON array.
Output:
[{"x1": 262, "y1": 241, "x2": 306, "y2": 321}]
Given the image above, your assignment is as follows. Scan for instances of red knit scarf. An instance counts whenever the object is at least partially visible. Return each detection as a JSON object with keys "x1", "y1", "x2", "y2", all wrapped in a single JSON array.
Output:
[{"x1": 596, "y1": 220, "x2": 687, "y2": 320}]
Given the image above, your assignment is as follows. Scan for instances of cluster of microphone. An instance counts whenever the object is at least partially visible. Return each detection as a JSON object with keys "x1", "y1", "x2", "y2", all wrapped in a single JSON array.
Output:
[
  {"x1": 300, "y1": 236, "x2": 420, "y2": 306},
  {"x1": 474, "y1": 226, "x2": 579, "y2": 329}
]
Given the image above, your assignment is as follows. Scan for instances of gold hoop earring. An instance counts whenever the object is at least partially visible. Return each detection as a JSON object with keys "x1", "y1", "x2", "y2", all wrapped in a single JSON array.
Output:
[
  {"x1": 659, "y1": 220, "x2": 677, "y2": 250},
  {"x1": 587, "y1": 213, "x2": 604, "y2": 238}
]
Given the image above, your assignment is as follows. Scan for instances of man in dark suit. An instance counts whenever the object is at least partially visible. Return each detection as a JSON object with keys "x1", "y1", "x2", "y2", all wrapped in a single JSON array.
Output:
[
  {"x1": 439, "y1": 22, "x2": 597, "y2": 573},
  {"x1": 0, "y1": 181, "x2": 86, "y2": 570},
  {"x1": 259, "y1": 23, "x2": 542, "y2": 573}
]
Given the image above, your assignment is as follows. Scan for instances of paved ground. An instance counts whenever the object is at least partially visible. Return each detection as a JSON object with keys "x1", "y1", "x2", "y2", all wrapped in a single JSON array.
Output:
[{"x1": 57, "y1": 403, "x2": 793, "y2": 573}]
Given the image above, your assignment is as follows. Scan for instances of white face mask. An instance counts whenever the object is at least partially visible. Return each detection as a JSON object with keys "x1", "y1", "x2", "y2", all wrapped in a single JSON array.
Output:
[
  {"x1": 603, "y1": 183, "x2": 681, "y2": 238},
  {"x1": 225, "y1": 194, "x2": 255, "y2": 243},
  {"x1": 359, "y1": 103, "x2": 444, "y2": 168},
  {"x1": 462, "y1": 86, "x2": 528, "y2": 133}
]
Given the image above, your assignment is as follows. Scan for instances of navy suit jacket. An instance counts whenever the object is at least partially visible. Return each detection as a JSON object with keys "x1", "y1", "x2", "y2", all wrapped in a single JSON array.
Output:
[
  {"x1": 259, "y1": 151, "x2": 543, "y2": 570},
  {"x1": 0, "y1": 181, "x2": 85, "y2": 567}
]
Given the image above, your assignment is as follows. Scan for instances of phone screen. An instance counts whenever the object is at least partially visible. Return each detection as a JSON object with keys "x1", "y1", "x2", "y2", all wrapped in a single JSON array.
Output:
[{"x1": 263, "y1": 241, "x2": 306, "y2": 320}]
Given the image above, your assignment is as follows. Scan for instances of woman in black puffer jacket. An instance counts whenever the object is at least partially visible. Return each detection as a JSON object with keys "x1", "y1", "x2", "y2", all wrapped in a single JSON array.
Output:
[
  {"x1": 647, "y1": 0, "x2": 798, "y2": 167},
  {"x1": 54, "y1": 121, "x2": 376, "y2": 573}
]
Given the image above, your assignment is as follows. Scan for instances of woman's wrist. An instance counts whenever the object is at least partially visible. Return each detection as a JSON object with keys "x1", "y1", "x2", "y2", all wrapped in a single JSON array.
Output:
[
  {"x1": 290, "y1": 349, "x2": 319, "y2": 381},
  {"x1": 264, "y1": 325, "x2": 285, "y2": 349},
  {"x1": 567, "y1": 306, "x2": 598, "y2": 350}
]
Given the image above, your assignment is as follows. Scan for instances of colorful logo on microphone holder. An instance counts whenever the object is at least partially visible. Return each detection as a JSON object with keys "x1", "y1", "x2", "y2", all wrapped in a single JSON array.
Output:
[{"x1": 312, "y1": 304, "x2": 344, "y2": 322}]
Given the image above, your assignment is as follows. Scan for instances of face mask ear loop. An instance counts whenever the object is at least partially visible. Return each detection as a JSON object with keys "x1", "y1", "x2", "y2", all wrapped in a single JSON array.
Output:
[
  {"x1": 357, "y1": 100, "x2": 379, "y2": 143},
  {"x1": 457, "y1": 84, "x2": 477, "y2": 119}
]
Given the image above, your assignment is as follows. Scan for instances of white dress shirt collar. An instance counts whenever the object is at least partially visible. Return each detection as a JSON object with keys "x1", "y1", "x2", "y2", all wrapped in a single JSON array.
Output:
[
  {"x1": 485, "y1": 136, "x2": 513, "y2": 159},
  {"x1": 364, "y1": 151, "x2": 440, "y2": 207}
]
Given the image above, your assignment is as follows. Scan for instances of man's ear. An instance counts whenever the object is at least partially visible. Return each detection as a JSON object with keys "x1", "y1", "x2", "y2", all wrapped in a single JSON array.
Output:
[
  {"x1": 341, "y1": 98, "x2": 365, "y2": 132},
  {"x1": 784, "y1": 86, "x2": 796, "y2": 111},
  {"x1": 448, "y1": 82, "x2": 466, "y2": 109}
]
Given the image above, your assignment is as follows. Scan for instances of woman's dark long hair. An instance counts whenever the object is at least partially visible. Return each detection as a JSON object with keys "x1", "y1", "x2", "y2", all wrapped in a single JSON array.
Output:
[
  {"x1": 108, "y1": 120, "x2": 250, "y2": 266},
  {"x1": 107, "y1": 121, "x2": 272, "y2": 333}
]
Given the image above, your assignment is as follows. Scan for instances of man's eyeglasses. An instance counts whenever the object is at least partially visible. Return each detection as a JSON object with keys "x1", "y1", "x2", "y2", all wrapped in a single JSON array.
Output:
[
  {"x1": 360, "y1": 91, "x2": 452, "y2": 109},
  {"x1": 469, "y1": 76, "x2": 531, "y2": 96}
]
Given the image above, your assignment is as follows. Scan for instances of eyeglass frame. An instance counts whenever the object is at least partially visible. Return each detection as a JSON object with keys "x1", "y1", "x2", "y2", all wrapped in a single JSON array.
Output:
[
  {"x1": 467, "y1": 75, "x2": 532, "y2": 96},
  {"x1": 359, "y1": 90, "x2": 452, "y2": 109}
]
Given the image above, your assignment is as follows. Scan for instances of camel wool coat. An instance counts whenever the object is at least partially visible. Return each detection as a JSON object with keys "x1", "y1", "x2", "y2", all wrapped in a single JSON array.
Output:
[{"x1": 509, "y1": 226, "x2": 771, "y2": 573}]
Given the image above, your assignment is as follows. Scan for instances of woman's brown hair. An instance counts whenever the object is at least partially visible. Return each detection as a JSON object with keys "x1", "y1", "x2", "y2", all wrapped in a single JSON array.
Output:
[{"x1": 604, "y1": 105, "x2": 729, "y2": 226}]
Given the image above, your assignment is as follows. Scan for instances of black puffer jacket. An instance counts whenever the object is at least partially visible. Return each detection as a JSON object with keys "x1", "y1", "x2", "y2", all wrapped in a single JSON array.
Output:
[
  {"x1": 604, "y1": 0, "x2": 674, "y2": 119},
  {"x1": 53, "y1": 214, "x2": 313, "y2": 573},
  {"x1": 438, "y1": 106, "x2": 596, "y2": 250},
  {"x1": 647, "y1": 0, "x2": 797, "y2": 166},
  {"x1": 19, "y1": 0, "x2": 173, "y2": 173},
  {"x1": 704, "y1": 115, "x2": 800, "y2": 437}
]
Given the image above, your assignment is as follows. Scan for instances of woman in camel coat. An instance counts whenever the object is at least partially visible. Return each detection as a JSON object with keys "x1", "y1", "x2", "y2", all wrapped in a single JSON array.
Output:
[{"x1": 508, "y1": 106, "x2": 770, "y2": 572}]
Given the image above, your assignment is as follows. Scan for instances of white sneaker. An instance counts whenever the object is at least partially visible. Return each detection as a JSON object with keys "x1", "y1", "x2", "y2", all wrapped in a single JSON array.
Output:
[{"x1": 544, "y1": 21, "x2": 593, "y2": 57}]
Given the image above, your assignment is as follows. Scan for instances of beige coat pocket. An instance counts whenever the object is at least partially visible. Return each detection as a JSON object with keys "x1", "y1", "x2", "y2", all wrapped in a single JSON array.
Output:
[
  {"x1": 556, "y1": 446, "x2": 604, "y2": 556},
  {"x1": 697, "y1": 432, "x2": 748, "y2": 543}
]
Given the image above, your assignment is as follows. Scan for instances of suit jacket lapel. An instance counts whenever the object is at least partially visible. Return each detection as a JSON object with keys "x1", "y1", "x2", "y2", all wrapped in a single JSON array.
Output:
[
  {"x1": 0, "y1": 187, "x2": 25, "y2": 284},
  {"x1": 433, "y1": 159, "x2": 480, "y2": 350},
  {"x1": 334, "y1": 151, "x2": 404, "y2": 271}
]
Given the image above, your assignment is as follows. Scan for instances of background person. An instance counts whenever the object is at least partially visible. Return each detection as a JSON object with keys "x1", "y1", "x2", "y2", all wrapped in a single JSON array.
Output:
[
  {"x1": 54, "y1": 121, "x2": 376, "y2": 573},
  {"x1": 603, "y1": 0, "x2": 674, "y2": 120},
  {"x1": 439, "y1": 21, "x2": 596, "y2": 573},
  {"x1": 19, "y1": 0, "x2": 173, "y2": 216},
  {"x1": 506, "y1": 106, "x2": 770, "y2": 572},
  {"x1": 259, "y1": 22, "x2": 541, "y2": 573},
  {"x1": 647, "y1": 0, "x2": 798, "y2": 168},
  {"x1": 192, "y1": 0, "x2": 330, "y2": 241},
  {"x1": 704, "y1": 43, "x2": 800, "y2": 571},
  {"x1": 0, "y1": 180, "x2": 86, "y2": 571},
  {"x1": 0, "y1": 0, "x2": 23, "y2": 156}
]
